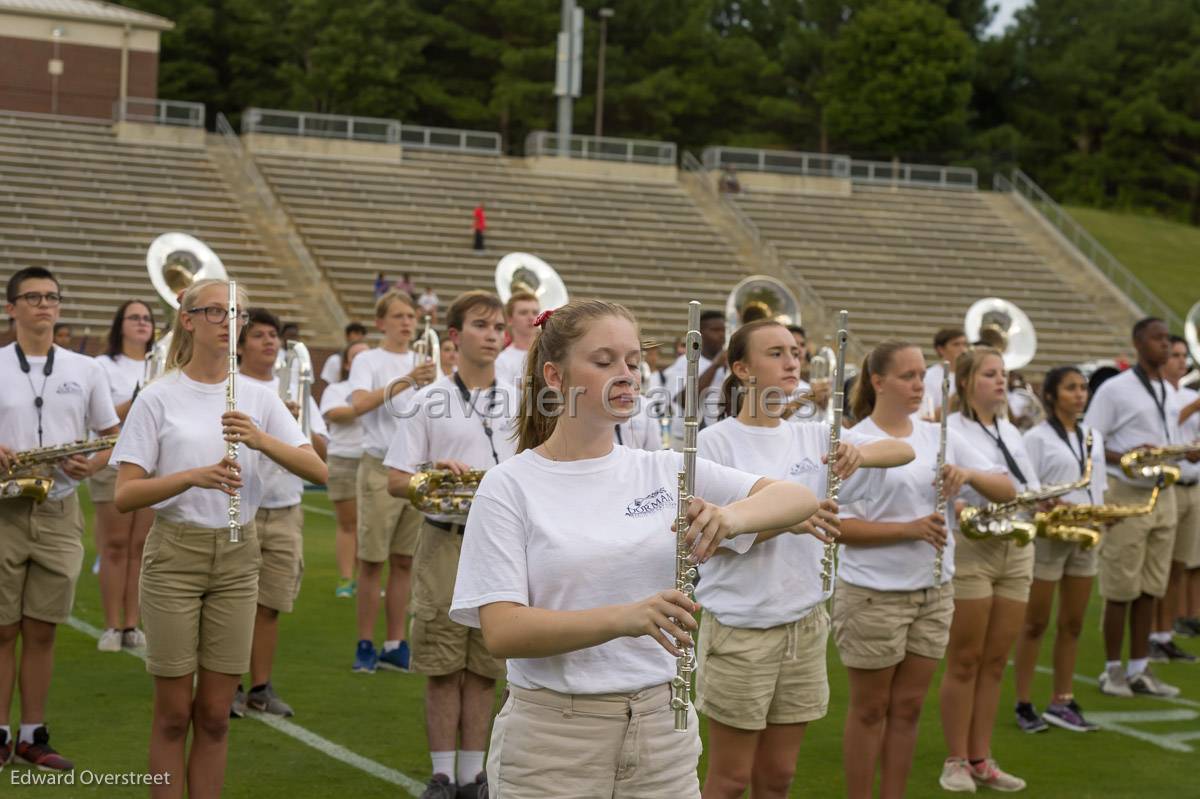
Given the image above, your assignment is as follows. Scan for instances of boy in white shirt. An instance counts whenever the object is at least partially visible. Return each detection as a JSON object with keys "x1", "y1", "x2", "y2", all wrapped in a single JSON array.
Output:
[
  {"x1": 492, "y1": 290, "x2": 538, "y2": 388},
  {"x1": 319, "y1": 322, "x2": 367, "y2": 386},
  {"x1": 921, "y1": 327, "x2": 968, "y2": 420},
  {"x1": 0, "y1": 267, "x2": 121, "y2": 772}
]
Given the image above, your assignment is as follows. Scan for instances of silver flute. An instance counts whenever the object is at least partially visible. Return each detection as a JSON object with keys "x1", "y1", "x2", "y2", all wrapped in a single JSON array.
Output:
[
  {"x1": 819, "y1": 310, "x2": 849, "y2": 594},
  {"x1": 933, "y1": 360, "x2": 951, "y2": 582},
  {"x1": 227, "y1": 280, "x2": 242, "y2": 544},
  {"x1": 671, "y1": 300, "x2": 701, "y2": 732}
]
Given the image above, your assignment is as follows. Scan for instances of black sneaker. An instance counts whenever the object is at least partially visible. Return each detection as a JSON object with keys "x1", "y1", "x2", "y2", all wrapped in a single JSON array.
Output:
[
  {"x1": 457, "y1": 771, "x2": 488, "y2": 799},
  {"x1": 421, "y1": 773, "x2": 457, "y2": 799},
  {"x1": 1149, "y1": 640, "x2": 1171, "y2": 663},
  {"x1": 1015, "y1": 702, "x2": 1048, "y2": 733},
  {"x1": 1174, "y1": 618, "x2": 1200, "y2": 637},
  {"x1": 0, "y1": 729, "x2": 12, "y2": 771},
  {"x1": 1157, "y1": 639, "x2": 1198, "y2": 663}
]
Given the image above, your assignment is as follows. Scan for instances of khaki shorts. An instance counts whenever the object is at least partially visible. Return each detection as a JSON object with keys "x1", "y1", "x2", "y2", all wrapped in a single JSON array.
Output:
[
  {"x1": 139, "y1": 518, "x2": 261, "y2": 678},
  {"x1": 832, "y1": 580, "x2": 954, "y2": 670},
  {"x1": 255, "y1": 505, "x2": 304, "y2": 614},
  {"x1": 411, "y1": 520, "x2": 504, "y2": 679},
  {"x1": 327, "y1": 455, "x2": 360, "y2": 503},
  {"x1": 1099, "y1": 481, "x2": 1178, "y2": 601},
  {"x1": 1173, "y1": 482, "x2": 1200, "y2": 568},
  {"x1": 487, "y1": 683, "x2": 700, "y2": 798},
  {"x1": 356, "y1": 454, "x2": 422, "y2": 562},
  {"x1": 88, "y1": 466, "x2": 117, "y2": 504},
  {"x1": 953, "y1": 531, "x2": 1034, "y2": 602},
  {"x1": 696, "y1": 606, "x2": 829, "y2": 730},
  {"x1": 1033, "y1": 536, "x2": 1098, "y2": 582},
  {"x1": 0, "y1": 494, "x2": 84, "y2": 626}
]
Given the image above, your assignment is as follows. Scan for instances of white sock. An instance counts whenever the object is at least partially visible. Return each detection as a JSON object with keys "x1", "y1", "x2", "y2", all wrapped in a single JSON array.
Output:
[
  {"x1": 19, "y1": 723, "x2": 42, "y2": 745},
  {"x1": 1105, "y1": 659, "x2": 1123, "y2": 672},
  {"x1": 1128, "y1": 657, "x2": 1149, "y2": 677},
  {"x1": 430, "y1": 750, "x2": 455, "y2": 781},
  {"x1": 1150, "y1": 631, "x2": 1171, "y2": 644},
  {"x1": 382, "y1": 639, "x2": 401, "y2": 653},
  {"x1": 457, "y1": 750, "x2": 485, "y2": 785}
]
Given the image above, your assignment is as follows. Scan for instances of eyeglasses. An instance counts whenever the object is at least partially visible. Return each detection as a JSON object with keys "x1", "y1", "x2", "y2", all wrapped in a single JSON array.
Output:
[
  {"x1": 124, "y1": 314, "x2": 153, "y2": 324},
  {"x1": 14, "y1": 292, "x2": 63, "y2": 307},
  {"x1": 187, "y1": 305, "x2": 250, "y2": 325}
]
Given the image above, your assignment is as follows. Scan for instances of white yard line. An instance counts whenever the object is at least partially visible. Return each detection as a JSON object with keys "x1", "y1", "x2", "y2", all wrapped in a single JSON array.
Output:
[{"x1": 301, "y1": 503, "x2": 336, "y2": 518}]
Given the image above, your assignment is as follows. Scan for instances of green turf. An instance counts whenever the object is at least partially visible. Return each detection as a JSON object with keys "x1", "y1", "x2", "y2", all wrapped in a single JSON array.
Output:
[
  {"x1": 7, "y1": 489, "x2": 1200, "y2": 797},
  {"x1": 1066, "y1": 205, "x2": 1200, "y2": 322}
]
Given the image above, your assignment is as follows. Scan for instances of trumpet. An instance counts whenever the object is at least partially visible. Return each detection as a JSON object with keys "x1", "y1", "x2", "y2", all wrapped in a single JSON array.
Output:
[
  {"x1": 1037, "y1": 466, "x2": 1179, "y2": 549},
  {"x1": 407, "y1": 467, "x2": 486, "y2": 516},
  {"x1": 2, "y1": 436, "x2": 120, "y2": 502},
  {"x1": 413, "y1": 314, "x2": 444, "y2": 383},
  {"x1": 819, "y1": 310, "x2": 848, "y2": 594}
]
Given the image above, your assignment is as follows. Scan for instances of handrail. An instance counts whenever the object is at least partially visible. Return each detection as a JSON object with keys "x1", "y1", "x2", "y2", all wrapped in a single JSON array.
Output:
[
  {"x1": 114, "y1": 97, "x2": 204, "y2": 128},
  {"x1": 995, "y1": 170, "x2": 1182, "y2": 330},
  {"x1": 849, "y1": 159, "x2": 976, "y2": 190},
  {"x1": 242, "y1": 107, "x2": 401, "y2": 144},
  {"x1": 702, "y1": 146, "x2": 851, "y2": 178},
  {"x1": 400, "y1": 124, "x2": 501, "y2": 155},
  {"x1": 525, "y1": 130, "x2": 676, "y2": 165}
]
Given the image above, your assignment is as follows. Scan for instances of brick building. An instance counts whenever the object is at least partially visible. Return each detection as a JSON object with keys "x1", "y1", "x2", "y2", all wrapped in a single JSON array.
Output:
[{"x1": 0, "y1": 0, "x2": 173, "y2": 120}]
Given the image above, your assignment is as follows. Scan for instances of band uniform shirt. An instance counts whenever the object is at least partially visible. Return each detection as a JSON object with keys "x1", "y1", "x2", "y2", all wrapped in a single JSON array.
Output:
[
  {"x1": 1085, "y1": 369, "x2": 1174, "y2": 487},
  {"x1": 923, "y1": 361, "x2": 957, "y2": 413},
  {"x1": 614, "y1": 404, "x2": 664, "y2": 452},
  {"x1": 1168, "y1": 383, "x2": 1200, "y2": 483},
  {"x1": 240, "y1": 373, "x2": 327, "y2": 509},
  {"x1": 948, "y1": 413, "x2": 1039, "y2": 505},
  {"x1": 839, "y1": 418, "x2": 1003, "y2": 590},
  {"x1": 0, "y1": 343, "x2": 119, "y2": 500},
  {"x1": 383, "y1": 375, "x2": 518, "y2": 524},
  {"x1": 95, "y1": 353, "x2": 144, "y2": 408},
  {"x1": 450, "y1": 446, "x2": 759, "y2": 695},
  {"x1": 696, "y1": 417, "x2": 886, "y2": 628},
  {"x1": 662, "y1": 353, "x2": 726, "y2": 446},
  {"x1": 347, "y1": 347, "x2": 419, "y2": 459},
  {"x1": 1023, "y1": 421, "x2": 1107, "y2": 504},
  {"x1": 319, "y1": 380, "x2": 364, "y2": 459},
  {"x1": 319, "y1": 352, "x2": 342, "y2": 386},
  {"x1": 493, "y1": 345, "x2": 528, "y2": 390},
  {"x1": 111, "y1": 371, "x2": 308, "y2": 527}
]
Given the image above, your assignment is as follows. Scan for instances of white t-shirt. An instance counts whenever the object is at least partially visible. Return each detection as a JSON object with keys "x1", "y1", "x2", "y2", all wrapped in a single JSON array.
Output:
[
  {"x1": 839, "y1": 417, "x2": 1002, "y2": 591},
  {"x1": 450, "y1": 446, "x2": 760, "y2": 695},
  {"x1": 493, "y1": 345, "x2": 528, "y2": 389},
  {"x1": 1023, "y1": 421, "x2": 1107, "y2": 504},
  {"x1": 111, "y1": 371, "x2": 308, "y2": 526},
  {"x1": 0, "y1": 343, "x2": 120, "y2": 500},
  {"x1": 697, "y1": 418, "x2": 885, "y2": 627},
  {"x1": 418, "y1": 291, "x2": 439, "y2": 313},
  {"x1": 319, "y1": 353, "x2": 342, "y2": 386},
  {"x1": 1168, "y1": 384, "x2": 1200, "y2": 483},
  {"x1": 241, "y1": 373, "x2": 327, "y2": 508},
  {"x1": 347, "y1": 347, "x2": 419, "y2": 458},
  {"x1": 319, "y1": 380, "x2": 363, "y2": 459},
  {"x1": 383, "y1": 375, "x2": 519, "y2": 523},
  {"x1": 922, "y1": 361, "x2": 956, "y2": 416},
  {"x1": 1085, "y1": 369, "x2": 1174, "y2": 486},
  {"x1": 948, "y1": 413, "x2": 1040, "y2": 507},
  {"x1": 614, "y1": 404, "x2": 664, "y2": 452},
  {"x1": 663, "y1": 353, "x2": 727, "y2": 448},
  {"x1": 96, "y1": 353, "x2": 144, "y2": 407}
]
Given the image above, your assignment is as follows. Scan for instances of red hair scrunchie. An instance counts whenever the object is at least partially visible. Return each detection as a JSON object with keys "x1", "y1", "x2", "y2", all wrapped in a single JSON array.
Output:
[{"x1": 534, "y1": 309, "x2": 554, "y2": 328}]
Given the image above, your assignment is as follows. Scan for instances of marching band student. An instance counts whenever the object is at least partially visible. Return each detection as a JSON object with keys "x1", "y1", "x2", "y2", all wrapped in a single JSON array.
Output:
[
  {"x1": 493, "y1": 290, "x2": 539, "y2": 388},
  {"x1": 348, "y1": 290, "x2": 436, "y2": 672},
  {"x1": 664, "y1": 309, "x2": 727, "y2": 449},
  {"x1": 320, "y1": 340, "x2": 370, "y2": 598},
  {"x1": 319, "y1": 322, "x2": 368, "y2": 387},
  {"x1": 695, "y1": 321, "x2": 914, "y2": 799},
  {"x1": 233, "y1": 308, "x2": 329, "y2": 718},
  {"x1": 0, "y1": 267, "x2": 120, "y2": 773},
  {"x1": 1084, "y1": 318, "x2": 1182, "y2": 698},
  {"x1": 835, "y1": 341, "x2": 1012, "y2": 799},
  {"x1": 440, "y1": 336, "x2": 459, "y2": 376},
  {"x1": 940, "y1": 346, "x2": 1037, "y2": 792},
  {"x1": 449, "y1": 300, "x2": 822, "y2": 798},
  {"x1": 111, "y1": 279, "x2": 325, "y2": 798},
  {"x1": 614, "y1": 402, "x2": 663, "y2": 451},
  {"x1": 385, "y1": 291, "x2": 515, "y2": 799},
  {"x1": 1012, "y1": 366, "x2": 1107, "y2": 733},
  {"x1": 920, "y1": 327, "x2": 968, "y2": 420},
  {"x1": 92, "y1": 299, "x2": 157, "y2": 653}
]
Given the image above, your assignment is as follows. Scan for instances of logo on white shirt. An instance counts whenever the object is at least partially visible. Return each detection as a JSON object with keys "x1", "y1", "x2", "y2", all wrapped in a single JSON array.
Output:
[
  {"x1": 788, "y1": 457, "x2": 821, "y2": 475},
  {"x1": 56, "y1": 381, "x2": 83, "y2": 395},
  {"x1": 625, "y1": 487, "x2": 673, "y2": 517}
]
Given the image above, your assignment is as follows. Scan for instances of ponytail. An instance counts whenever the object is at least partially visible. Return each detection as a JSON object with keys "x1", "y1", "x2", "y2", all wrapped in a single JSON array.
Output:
[{"x1": 849, "y1": 340, "x2": 918, "y2": 421}]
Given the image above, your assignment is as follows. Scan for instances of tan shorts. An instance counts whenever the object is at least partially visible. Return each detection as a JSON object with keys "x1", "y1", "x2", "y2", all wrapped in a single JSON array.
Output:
[
  {"x1": 88, "y1": 466, "x2": 117, "y2": 504},
  {"x1": 696, "y1": 606, "x2": 829, "y2": 730},
  {"x1": 327, "y1": 455, "x2": 360, "y2": 503},
  {"x1": 1173, "y1": 482, "x2": 1200, "y2": 568},
  {"x1": 1099, "y1": 481, "x2": 1178, "y2": 601},
  {"x1": 356, "y1": 454, "x2": 422, "y2": 562},
  {"x1": 953, "y1": 531, "x2": 1034, "y2": 602},
  {"x1": 1033, "y1": 536, "x2": 1098, "y2": 582},
  {"x1": 411, "y1": 520, "x2": 504, "y2": 679},
  {"x1": 0, "y1": 494, "x2": 84, "y2": 626},
  {"x1": 487, "y1": 683, "x2": 700, "y2": 799},
  {"x1": 832, "y1": 580, "x2": 954, "y2": 670},
  {"x1": 255, "y1": 505, "x2": 304, "y2": 614},
  {"x1": 139, "y1": 518, "x2": 261, "y2": 678}
]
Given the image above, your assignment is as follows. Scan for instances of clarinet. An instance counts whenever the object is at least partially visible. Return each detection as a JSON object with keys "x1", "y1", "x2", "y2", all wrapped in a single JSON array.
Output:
[
  {"x1": 227, "y1": 280, "x2": 243, "y2": 544},
  {"x1": 671, "y1": 300, "x2": 701, "y2": 732},
  {"x1": 819, "y1": 310, "x2": 849, "y2": 594},
  {"x1": 933, "y1": 360, "x2": 951, "y2": 582}
]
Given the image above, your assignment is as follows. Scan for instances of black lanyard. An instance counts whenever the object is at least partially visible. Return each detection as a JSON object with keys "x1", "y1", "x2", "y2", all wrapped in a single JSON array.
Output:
[
  {"x1": 453, "y1": 373, "x2": 500, "y2": 465},
  {"x1": 15, "y1": 343, "x2": 55, "y2": 448},
  {"x1": 1132, "y1": 365, "x2": 1171, "y2": 442},
  {"x1": 614, "y1": 424, "x2": 624, "y2": 445},
  {"x1": 977, "y1": 419, "x2": 1027, "y2": 487},
  {"x1": 1048, "y1": 418, "x2": 1087, "y2": 477}
]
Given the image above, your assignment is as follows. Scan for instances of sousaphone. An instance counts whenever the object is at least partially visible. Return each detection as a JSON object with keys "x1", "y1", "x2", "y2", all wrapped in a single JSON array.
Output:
[
  {"x1": 964, "y1": 297, "x2": 1037, "y2": 370},
  {"x1": 1184, "y1": 300, "x2": 1200, "y2": 388},
  {"x1": 495, "y1": 252, "x2": 568, "y2": 309},
  {"x1": 144, "y1": 233, "x2": 229, "y2": 382},
  {"x1": 724, "y1": 275, "x2": 801, "y2": 345}
]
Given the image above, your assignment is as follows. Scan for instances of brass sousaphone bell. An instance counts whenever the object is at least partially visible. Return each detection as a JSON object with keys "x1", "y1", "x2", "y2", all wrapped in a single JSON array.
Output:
[
  {"x1": 964, "y1": 297, "x2": 1037, "y2": 371},
  {"x1": 724, "y1": 275, "x2": 801, "y2": 345},
  {"x1": 144, "y1": 233, "x2": 229, "y2": 382},
  {"x1": 495, "y1": 252, "x2": 569, "y2": 309}
]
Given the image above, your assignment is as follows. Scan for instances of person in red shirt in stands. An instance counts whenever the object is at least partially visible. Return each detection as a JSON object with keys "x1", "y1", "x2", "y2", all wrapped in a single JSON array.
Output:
[{"x1": 473, "y1": 203, "x2": 487, "y2": 252}]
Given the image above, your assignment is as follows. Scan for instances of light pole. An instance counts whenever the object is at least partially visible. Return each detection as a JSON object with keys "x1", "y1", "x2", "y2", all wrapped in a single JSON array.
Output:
[{"x1": 594, "y1": 8, "x2": 614, "y2": 139}]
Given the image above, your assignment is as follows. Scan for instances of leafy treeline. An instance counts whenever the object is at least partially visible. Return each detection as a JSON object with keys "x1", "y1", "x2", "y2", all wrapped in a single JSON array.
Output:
[{"x1": 125, "y1": 0, "x2": 1200, "y2": 223}]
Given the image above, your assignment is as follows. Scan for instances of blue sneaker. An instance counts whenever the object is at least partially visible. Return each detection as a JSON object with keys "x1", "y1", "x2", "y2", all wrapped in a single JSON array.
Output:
[
  {"x1": 353, "y1": 640, "x2": 378, "y2": 673},
  {"x1": 378, "y1": 641, "x2": 410, "y2": 672}
]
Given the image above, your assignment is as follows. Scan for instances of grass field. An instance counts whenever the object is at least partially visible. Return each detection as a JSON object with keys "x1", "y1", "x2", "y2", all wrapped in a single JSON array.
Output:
[
  {"x1": 1066, "y1": 205, "x2": 1200, "y2": 321},
  {"x1": 7, "y1": 489, "x2": 1200, "y2": 798}
]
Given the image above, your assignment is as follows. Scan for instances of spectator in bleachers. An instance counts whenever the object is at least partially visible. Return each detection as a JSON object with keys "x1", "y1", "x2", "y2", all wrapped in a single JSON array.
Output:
[
  {"x1": 719, "y1": 164, "x2": 742, "y2": 194},
  {"x1": 418, "y1": 286, "x2": 440, "y2": 324},
  {"x1": 374, "y1": 272, "x2": 390, "y2": 300},
  {"x1": 395, "y1": 273, "x2": 415, "y2": 299},
  {"x1": 473, "y1": 203, "x2": 487, "y2": 251},
  {"x1": 53, "y1": 322, "x2": 72, "y2": 349},
  {"x1": 320, "y1": 322, "x2": 369, "y2": 386}
]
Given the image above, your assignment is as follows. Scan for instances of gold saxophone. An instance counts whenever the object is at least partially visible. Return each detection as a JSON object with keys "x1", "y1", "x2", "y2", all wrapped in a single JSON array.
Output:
[
  {"x1": 1119, "y1": 444, "x2": 1196, "y2": 482},
  {"x1": 407, "y1": 467, "x2": 487, "y2": 515},
  {"x1": 1038, "y1": 461, "x2": 1180, "y2": 550},
  {"x1": 2, "y1": 436, "x2": 120, "y2": 502}
]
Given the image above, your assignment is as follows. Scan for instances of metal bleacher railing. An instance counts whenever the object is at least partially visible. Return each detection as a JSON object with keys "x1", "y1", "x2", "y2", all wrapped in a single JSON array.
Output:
[
  {"x1": 113, "y1": 97, "x2": 205, "y2": 127},
  {"x1": 400, "y1": 124, "x2": 501, "y2": 155},
  {"x1": 525, "y1": 131, "x2": 676, "y2": 165},
  {"x1": 701, "y1": 146, "x2": 977, "y2": 190},
  {"x1": 241, "y1": 107, "x2": 401, "y2": 143},
  {"x1": 995, "y1": 170, "x2": 1182, "y2": 330}
]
